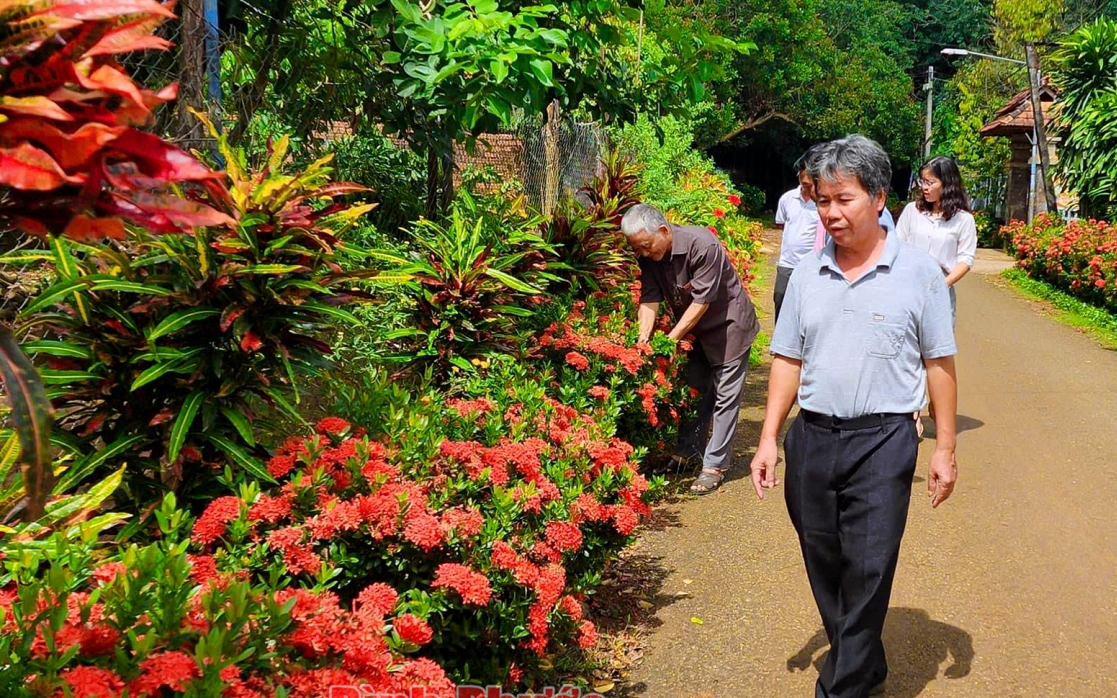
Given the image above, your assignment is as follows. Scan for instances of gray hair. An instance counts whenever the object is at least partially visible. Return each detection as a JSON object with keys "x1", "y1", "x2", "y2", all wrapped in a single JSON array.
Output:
[
  {"x1": 620, "y1": 203, "x2": 669, "y2": 238},
  {"x1": 807, "y1": 134, "x2": 892, "y2": 197},
  {"x1": 794, "y1": 143, "x2": 824, "y2": 173}
]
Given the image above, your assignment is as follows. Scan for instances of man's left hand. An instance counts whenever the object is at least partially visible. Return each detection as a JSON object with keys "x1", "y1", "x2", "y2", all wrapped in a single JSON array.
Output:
[{"x1": 928, "y1": 448, "x2": 957, "y2": 508}]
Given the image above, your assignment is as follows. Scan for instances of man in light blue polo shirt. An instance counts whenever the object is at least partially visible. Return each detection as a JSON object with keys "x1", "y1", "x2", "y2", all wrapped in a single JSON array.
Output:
[{"x1": 750, "y1": 135, "x2": 959, "y2": 698}]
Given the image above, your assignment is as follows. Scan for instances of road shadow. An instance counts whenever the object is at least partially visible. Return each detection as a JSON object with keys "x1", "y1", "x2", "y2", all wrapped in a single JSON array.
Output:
[
  {"x1": 787, "y1": 607, "x2": 974, "y2": 698},
  {"x1": 920, "y1": 414, "x2": 984, "y2": 438}
]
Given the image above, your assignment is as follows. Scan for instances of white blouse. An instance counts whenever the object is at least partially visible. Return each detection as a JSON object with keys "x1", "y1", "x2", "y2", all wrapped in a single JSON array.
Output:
[{"x1": 895, "y1": 202, "x2": 978, "y2": 273}]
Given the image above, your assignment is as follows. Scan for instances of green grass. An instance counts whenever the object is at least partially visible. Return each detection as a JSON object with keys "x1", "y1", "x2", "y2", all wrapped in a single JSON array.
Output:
[
  {"x1": 1001, "y1": 268, "x2": 1117, "y2": 348},
  {"x1": 749, "y1": 330, "x2": 770, "y2": 368}
]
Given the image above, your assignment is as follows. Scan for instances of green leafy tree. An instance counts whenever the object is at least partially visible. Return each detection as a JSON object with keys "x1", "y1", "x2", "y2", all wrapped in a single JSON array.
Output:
[
  {"x1": 365, "y1": 0, "x2": 748, "y2": 215},
  {"x1": 1052, "y1": 17, "x2": 1117, "y2": 217},
  {"x1": 660, "y1": 0, "x2": 922, "y2": 160}
]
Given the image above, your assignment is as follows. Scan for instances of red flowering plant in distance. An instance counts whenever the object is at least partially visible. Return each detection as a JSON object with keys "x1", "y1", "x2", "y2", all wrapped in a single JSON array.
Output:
[
  {"x1": 1007, "y1": 214, "x2": 1117, "y2": 311},
  {"x1": 189, "y1": 401, "x2": 656, "y2": 686}
]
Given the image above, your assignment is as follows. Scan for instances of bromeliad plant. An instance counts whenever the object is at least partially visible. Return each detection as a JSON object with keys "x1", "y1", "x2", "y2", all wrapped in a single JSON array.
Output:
[
  {"x1": 0, "y1": 0, "x2": 231, "y2": 522},
  {"x1": 539, "y1": 152, "x2": 639, "y2": 292},
  {"x1": 4, "y1": 125, "x2": 378, "y2": 512},
  {"x1": 578, "y1": 148, "x2": 641, "y2": 229}
]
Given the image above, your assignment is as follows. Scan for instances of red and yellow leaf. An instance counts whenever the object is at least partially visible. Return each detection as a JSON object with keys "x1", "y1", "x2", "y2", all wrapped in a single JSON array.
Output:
[
  {"x1": 0, "y1": 143, "x2": 85, "y2": 190},
  {"x1": 33, "y1": 0, "x2": 176, "y2": 22},
  {"x1": 0, "y1": 117, "x2": 124, "y2": 169},
  {"x1": 113, "y1": 190, "x2": 236, "y2": 228},
  {"x1": 0, "y1": 95, "x2": 73, "y2": 121},
  {"x1": 76, "y1": 64, "x2": 148, "y2": 114},
  {"x1": 82, "y1": 13, "x2": 173, "y2": 56},
  {"x1": 109, "y1": 129, "x2": 221, "y2": 181}
]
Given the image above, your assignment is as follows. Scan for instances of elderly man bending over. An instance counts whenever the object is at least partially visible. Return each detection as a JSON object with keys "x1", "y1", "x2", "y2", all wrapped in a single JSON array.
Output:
[{"x1": 620, "y1": 204, "x2": 760, "y2": 494}]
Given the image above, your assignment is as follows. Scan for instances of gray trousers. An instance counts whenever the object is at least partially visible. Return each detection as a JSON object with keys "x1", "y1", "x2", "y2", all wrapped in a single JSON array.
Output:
[
  {"x1": 773, "y1": 265, "x2": 795, "y2": 327},
  {"x1": 675, "y1": 350, "x2": 750, "y2": 471}
]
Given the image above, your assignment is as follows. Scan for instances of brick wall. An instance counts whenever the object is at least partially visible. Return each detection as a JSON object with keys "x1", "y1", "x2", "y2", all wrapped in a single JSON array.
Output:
[{"x1": 316, "y1": 121, "x2": 523, "y2": 186}]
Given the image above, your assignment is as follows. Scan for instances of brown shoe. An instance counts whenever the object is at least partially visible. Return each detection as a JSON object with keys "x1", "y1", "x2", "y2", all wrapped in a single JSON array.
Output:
[{"x1": 869, "y1": 678, "x2": 887, "y2": 696}]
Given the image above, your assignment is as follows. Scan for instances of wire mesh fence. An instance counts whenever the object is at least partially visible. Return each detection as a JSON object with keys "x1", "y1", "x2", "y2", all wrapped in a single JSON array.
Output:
[
  {"x1": 0, "y1": 233, "x2": 45, "y2": 325},
  {"x1": 515, "y1": 115, "x2": 609, "y2": 216}
]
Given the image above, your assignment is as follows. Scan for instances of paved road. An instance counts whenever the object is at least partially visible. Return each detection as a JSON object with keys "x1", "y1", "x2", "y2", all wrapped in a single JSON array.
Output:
[{"x1": 619, "y1": 233, "x2": 1117, "y2": 698}]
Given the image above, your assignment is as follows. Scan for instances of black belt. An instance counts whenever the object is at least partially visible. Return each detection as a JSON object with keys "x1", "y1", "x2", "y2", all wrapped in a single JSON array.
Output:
[{"x1": 800, "y1": 410, "x2": 913, "y2": 431}]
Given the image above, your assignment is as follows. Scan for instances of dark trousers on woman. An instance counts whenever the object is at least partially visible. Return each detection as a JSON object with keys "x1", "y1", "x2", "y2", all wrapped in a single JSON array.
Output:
[{"x1": 783, "y1": 411, "x2": 919, "y2": 698}]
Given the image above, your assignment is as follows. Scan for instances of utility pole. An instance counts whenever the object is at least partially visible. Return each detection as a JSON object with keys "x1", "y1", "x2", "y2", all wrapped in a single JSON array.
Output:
[
  {"x1": 1025, "y1": 43, "x2": 1058, "y2": 215},
  {"x1": 923, "y1": 65, "x2": 934, "y2": 159}
]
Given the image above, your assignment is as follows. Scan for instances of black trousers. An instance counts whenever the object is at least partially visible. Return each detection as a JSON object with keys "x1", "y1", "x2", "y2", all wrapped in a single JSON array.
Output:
[
  {"x1": 773, "y1": 265, "x2": 795, "y2": 327},
  {"x1": 784, "y1": 411, "x2": 919, "y2": 698}
]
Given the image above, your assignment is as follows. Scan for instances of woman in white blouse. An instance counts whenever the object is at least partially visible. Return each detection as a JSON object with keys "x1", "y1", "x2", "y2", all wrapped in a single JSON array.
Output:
[
  {"x1": 896, "y1": 156, "x2": 976, "y2": 434},
  {"x1": 896, "y1": 156, "x2": 978, "y2": 322}
]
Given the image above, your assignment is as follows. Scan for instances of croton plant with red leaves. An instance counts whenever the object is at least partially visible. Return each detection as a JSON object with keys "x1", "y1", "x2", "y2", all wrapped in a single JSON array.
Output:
[
  {"x1": 0, "y1": 0, "x2": 232, "y2": 523},
  {"x1": 0, "y1": 0, "x2": 233, "y2": 239}
]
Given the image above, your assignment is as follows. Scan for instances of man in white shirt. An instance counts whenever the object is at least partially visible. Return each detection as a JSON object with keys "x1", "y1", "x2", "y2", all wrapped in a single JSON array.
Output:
[{"x1": 774, "y1": 151, "x2": 821, "y2": 325}]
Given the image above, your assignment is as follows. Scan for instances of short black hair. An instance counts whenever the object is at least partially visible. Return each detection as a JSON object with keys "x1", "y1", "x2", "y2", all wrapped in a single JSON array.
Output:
[{"x1": 794, "y1": 143, "x2": 824, "y2": 173}]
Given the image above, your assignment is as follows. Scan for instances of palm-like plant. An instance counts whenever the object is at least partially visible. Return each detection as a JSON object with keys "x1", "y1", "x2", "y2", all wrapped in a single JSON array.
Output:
[{"x1": 1052, "y1": 18, "x2": 1117, "y2": 218}]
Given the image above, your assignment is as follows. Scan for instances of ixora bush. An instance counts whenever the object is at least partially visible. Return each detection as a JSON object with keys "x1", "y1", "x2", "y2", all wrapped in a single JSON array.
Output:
[
  {"x1": 188, "y1": 404, "x2": 655, "y2": 686},
  {"x1": 1, "y1": 128, "x2": 377, "y2": 512},
  {"x1": 1006, "y1": 214, "x2": 1117, "y2": 311},
  {"x1": 531, "y1": 291, "x2": 693, "y2": 456},
  {"x1": 0, "y1": 495, "x2": 457, "y2": 698}
]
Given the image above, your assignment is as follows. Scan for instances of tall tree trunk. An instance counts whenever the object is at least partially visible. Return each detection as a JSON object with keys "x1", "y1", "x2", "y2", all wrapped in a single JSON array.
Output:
[
  {"x1": 1026, "y1": 43, "x2": 1058, "y2": 216},
  {"x1": 426, "y1": 144, "x2": 441, "y2": 220},
  {"x1": 172, "y1": 0, "x2": 209, "y2": 145},
  {"x1": 542, "y1": 101, "x2": 561, "y2": 216}
]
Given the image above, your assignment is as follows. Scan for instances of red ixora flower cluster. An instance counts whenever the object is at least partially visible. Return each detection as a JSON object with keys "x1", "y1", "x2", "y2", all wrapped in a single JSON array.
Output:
[
  {"x1": 539, "y1": 308, "x2": 650, "y2": 376},
  {"x1": 8, "y1": 574, "x2": 452, "y2": 698},
  {"x1": 431, "y1": 563, "x2": 493, "y2": 606},
  {"x1": 1009, "y1": 215, "x2": 1117, "y2": 310}
]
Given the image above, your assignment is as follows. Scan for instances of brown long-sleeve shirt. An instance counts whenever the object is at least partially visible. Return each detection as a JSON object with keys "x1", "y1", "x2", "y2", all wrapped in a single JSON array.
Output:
[{"x1": 637, "y1": 225, "x2": 760, "y2": 366}]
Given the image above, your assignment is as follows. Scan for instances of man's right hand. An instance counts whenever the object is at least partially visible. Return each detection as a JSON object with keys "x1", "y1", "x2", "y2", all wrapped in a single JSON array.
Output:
[{"x1": 750, "y1": 437, "x2": 781, "y2": 500}]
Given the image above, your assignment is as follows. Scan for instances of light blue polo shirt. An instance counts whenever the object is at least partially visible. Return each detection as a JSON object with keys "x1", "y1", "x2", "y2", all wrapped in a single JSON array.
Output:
[{"x1": 770, "y1": 232, "x2": 956, "y2": 418}]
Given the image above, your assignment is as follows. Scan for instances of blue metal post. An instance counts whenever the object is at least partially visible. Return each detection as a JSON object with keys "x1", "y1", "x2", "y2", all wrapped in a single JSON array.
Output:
[{"x1": 203, "y1": 0, "x2": 221, "y2": 104}]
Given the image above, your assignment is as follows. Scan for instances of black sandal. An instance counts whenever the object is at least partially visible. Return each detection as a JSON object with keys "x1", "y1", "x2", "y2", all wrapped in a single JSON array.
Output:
[{"x1": 689, "y1": 468, "x2": 725, "y2": 495}]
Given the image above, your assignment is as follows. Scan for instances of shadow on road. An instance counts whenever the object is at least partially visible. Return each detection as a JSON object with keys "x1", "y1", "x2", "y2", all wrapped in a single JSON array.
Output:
[
  {"x1": 921, "y1": 414, "x2": 985, "y2": 438},
  {"x1": 787, "y1": 607, "x2": 974, "y2": 698}
]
